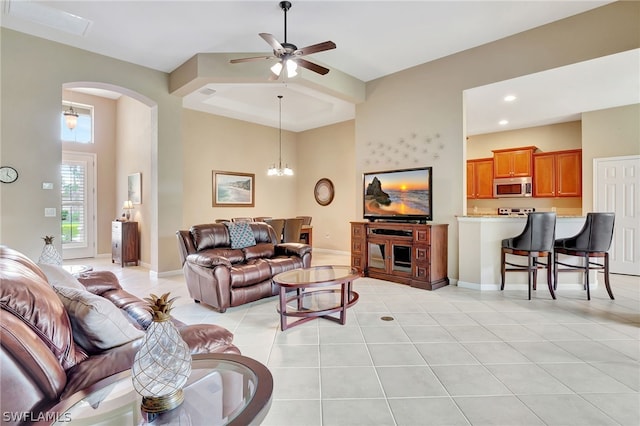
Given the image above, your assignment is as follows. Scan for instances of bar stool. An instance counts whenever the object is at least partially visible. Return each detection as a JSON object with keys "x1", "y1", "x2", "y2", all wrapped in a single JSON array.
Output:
[
  {"x1": 554, "y1": 212, "x2": 615, "y2": 300},
  {"x1": 501, "y1": 212, "x2": 557, "y2": 300}
]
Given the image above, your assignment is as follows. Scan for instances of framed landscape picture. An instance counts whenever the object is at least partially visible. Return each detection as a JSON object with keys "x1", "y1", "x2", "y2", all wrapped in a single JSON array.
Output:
[{"x1": 212, "y1": 171, "x2": 255, "y2": 207}]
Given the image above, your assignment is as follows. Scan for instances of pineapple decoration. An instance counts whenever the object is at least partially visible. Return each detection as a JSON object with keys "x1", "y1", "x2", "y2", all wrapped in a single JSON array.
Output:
[
  {"x1": 132, "y1": 293, "x2": 192, "y2": 413},
  {"x1": 38, "y1": 235, "x2": 62, "y2": 265}
]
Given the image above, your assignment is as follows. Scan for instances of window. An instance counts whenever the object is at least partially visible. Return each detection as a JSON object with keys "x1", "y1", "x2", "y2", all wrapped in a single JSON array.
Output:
[
  {"x1": 61, "y1": 102, "x2": 93, "y2": 143},
  {"x1": 60, "y1": 160, "x2": 87, "y2": 246}
]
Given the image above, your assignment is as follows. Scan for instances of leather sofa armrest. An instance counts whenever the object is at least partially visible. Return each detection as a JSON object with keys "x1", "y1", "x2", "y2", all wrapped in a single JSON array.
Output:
[
  {"x1": 178, "y1": 324, "x2": 236, "y2": 355},
  {"x1": 275, "y1": 243, "x2": 312, "y2": 258},
  {"x1": 186, "y1": 253, "x2": 232, "y2": 268},
  {"x1": 76, "y1": 271, "x2": 122, "y2": 296}
]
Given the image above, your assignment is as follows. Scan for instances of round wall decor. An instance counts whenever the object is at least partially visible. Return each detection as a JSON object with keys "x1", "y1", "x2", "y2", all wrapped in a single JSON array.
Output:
[
  {"x1": 0, "y1": 166, "x2": 18, "y2": 183},
  {"x1": 314, "y1": 178, "x2": 334, "y2": 206}
]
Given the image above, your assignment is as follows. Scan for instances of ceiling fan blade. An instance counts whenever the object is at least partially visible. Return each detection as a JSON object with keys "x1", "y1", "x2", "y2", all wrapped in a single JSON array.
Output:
[
  {"x1": 296, "y1": 41, "x2": 336, "y2": 57},
  {"x1": 230, "y1": 55, "x2": 273, "y2": 64},
  {"x1": 259, "y1": 33, "x2": 285, "y2": 55},
  {"x1": 296, "y1": 58, "x2": 330, "y2": 75}
]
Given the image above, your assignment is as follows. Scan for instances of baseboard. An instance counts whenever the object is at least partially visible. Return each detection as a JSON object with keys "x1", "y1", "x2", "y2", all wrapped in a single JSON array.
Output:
[
  {"x1": 151, "y1": 269, "x2": 183, "y2": 278},
  {"x1": 312, "y1": 248, "x2": 350, "y2": 256}
]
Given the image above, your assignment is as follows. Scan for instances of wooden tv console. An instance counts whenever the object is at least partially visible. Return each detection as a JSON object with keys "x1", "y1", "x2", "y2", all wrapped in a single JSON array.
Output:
[{"x1": 350, "y1": 221, "x2": 449, "y2": 290}]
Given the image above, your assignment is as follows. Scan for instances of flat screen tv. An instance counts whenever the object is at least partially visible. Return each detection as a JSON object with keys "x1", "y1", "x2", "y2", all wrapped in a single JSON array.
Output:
[{"x1": 363, "y1": 167, "x2": 433, "y2": 222}]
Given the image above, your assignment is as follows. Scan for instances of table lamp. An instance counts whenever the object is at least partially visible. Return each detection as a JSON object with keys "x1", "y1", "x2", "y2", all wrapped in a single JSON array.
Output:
[{"x1": 123, "y1": 200, "x2": 134, "y2": 221}]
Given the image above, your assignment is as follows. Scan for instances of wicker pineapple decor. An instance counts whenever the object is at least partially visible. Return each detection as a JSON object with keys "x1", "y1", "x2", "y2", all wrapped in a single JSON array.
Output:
[
  {"x1": 132, "y1": 293, "x2": 192, "y2": 413},
  {"x1": 38, "y1": 235, "x2": 62, "y2": 265}
]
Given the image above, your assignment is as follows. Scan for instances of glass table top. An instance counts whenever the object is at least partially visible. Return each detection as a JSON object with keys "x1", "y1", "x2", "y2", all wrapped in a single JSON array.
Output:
[
  {"x1": 273, "y1": 265, "x2": 358, "y2": 286},
  {"x1": 46, "y1": 354, "x2": 272, "y2": 426}
]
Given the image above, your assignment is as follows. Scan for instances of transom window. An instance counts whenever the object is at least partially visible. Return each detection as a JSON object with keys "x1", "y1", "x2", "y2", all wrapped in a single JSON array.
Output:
[{"x1": 61, "y1": 102, "x2": 94, "y2": 143}]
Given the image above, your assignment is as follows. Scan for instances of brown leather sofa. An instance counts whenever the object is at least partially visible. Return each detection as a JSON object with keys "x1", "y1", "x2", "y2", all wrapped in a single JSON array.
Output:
[
  {"x1": 177, "y1": 222, "x2": 312, "y2": 312},
  {"x1": 0, "y1": 246, "x2": 240, "y2": 425}
]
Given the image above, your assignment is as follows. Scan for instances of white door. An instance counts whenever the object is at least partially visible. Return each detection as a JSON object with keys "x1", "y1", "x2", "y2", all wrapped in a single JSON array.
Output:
[
  {"x1": 594, "y1": 155, "x2": 640, "y2": 275},
  {"x1": 61, "y1": 152, "x2": 96, "y2": 259}
]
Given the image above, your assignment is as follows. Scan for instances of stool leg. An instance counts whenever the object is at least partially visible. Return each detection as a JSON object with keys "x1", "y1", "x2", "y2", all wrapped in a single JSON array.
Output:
[
  {"x1": 604, "y1": 253, "x2": 615, "y2": 300},
  {"x1": 584, "y1": 253, "x2": 591, "y2": 300},
  {"x1": 500, "y1": 249, "x2": 506, "y2": 291},
  {"x1": 553, "y1": 251, "x2": 559, "y2": 290},
  {"x1": 533, "y1": 257, "x2": 538, "y2": 291},
  {"x1": 527, "y1": 254, "x2": 533, "y2": 300},
  {"x1": 546, "y1": 254, "x2": 556, "y2": 299}
]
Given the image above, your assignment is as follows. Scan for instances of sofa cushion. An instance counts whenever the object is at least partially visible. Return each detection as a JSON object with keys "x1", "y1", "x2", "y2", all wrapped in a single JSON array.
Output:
[
  {"x1": 244, "y1": 243, "x2": 275, "y2": 261},
  {"x1": 225, "y1": 222, "x2": 257, "y2": 249},
  {"x1": 52, "y1": 286, "x2": 144, "y2": 353},
  {"x1": 0, "y1": 247, "x2": 81, "y2": 370},
  {"x1": 38, "y1": 264, "x2": 85, "y2": 290},
  {"x1": 265, "y1": 256, "x2": 305, "y2": 276},
  {"x1": 229, "y1": 259, "x2": 273, "y2": 288},
  {"x1": 191, "y1": 224, "x2": 230, "y2": 251},
  {"x1": 188, "y1": 248, "x2": 242, "y2": 266}
]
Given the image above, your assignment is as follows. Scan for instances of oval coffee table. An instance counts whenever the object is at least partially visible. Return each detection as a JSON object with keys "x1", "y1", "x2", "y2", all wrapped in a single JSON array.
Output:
[
  {"x1": 274, "y1": 265, "x2": 360, "y2": 331},
  {"x1": 40, "y1": 354, "x2": 273, "y2": 426}
]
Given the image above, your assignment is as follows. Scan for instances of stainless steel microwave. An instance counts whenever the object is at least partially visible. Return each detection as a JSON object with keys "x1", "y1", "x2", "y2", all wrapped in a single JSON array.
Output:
[{"x1": 493, "y1": 177, "x2": 533, "y2": 198}]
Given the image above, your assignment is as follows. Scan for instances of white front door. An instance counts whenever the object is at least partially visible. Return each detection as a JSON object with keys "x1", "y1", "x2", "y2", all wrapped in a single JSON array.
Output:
[
  {"x1": 61, "y1": 152, "x2": 96, "y2": 259},
  {"x1": 594, "y1": 155, "x2": 640, "y2": 275}
]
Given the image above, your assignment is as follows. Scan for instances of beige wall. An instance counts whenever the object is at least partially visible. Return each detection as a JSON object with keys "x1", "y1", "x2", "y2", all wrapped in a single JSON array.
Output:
[
  {"x1": 356, "y1": 2, "x2": 639, "y2": 280},
  {"x1": 466, "y1": 121, "x2": 583, "y2": 215},
  {"x1": 61, "y1": 89, "x2": 117, "y2": 255},
  {"x1": 582, "y1": 103, "x2": 640, "y2": 211},
  {"x1": 116, "y1": 96, "x2": 152, "y2": 265},
  {"x1": 181, "y1": 109, "x2": 298, "y2": 227},
  {"x1": 297, "y1": 120, "x2": 356, "y2": 252},
  {"x1": 1, "y1": 29, "x2": 183, "y2": 272},
  {"x1": 467, "y1": 121, "x2": 582, "y2": 159}
]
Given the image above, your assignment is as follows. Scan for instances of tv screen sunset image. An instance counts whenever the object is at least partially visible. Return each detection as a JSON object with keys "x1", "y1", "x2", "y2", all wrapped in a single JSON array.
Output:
[{"x1": 364, "y1": 168, "x2": 431, "y2": 217}]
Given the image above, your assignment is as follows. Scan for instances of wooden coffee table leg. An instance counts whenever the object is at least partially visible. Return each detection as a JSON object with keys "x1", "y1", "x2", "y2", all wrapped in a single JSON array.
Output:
[
  {"x1": 340, "y1": 281, "x2": 348, "y2": 325},
  {"x1": 279, "y1": 288, "x2": 288, "y2": 331}
]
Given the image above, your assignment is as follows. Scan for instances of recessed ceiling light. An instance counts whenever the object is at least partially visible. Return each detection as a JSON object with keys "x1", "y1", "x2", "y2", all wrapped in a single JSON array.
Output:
[
  {"x1": 499, "y1": 120, "x2": 509, "y2": 126},
  {"x1": 504, "y1": 95, "x2": 517, "y2": 102}
]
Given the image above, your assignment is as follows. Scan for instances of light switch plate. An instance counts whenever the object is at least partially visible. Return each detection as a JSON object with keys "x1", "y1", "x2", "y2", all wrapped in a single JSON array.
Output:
[
  {"x1": 42, "y1": 182, "x2": 54, "y2": 190},
  {"x1": 44, "y1": 208, "x2": 56, "y2": 217}
]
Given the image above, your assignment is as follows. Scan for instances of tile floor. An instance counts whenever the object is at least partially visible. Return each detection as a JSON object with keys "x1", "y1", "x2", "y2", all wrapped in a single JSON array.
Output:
[{"x1": 68, "y1": 252, "x2": 640, "y2": 426}]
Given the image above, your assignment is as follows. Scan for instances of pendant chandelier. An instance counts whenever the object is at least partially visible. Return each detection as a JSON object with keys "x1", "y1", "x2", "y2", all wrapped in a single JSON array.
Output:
[
  {"x1": 268, "y1": 95, "x2": 293, "y2": 176},
  {"x1": 63, "y1": 104, "x2": 79, "y2": 129}
]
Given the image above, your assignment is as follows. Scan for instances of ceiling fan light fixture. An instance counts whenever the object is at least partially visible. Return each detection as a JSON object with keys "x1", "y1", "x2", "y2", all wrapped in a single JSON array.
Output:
[
  {"x1": 286, "y1": 60, "x2": 298, "y2": 77},
  {"x1": 270, "y1": 62, "x2": 283, "y2": 76}
]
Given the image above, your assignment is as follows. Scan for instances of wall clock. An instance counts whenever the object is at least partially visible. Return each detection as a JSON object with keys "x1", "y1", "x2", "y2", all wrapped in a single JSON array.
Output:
[
  {"x1": 0, "y1": 166, "x2": 18, "y2": 183},
  {"x1": 314, "y1": 178, "x2": 334, "y2": 206}
]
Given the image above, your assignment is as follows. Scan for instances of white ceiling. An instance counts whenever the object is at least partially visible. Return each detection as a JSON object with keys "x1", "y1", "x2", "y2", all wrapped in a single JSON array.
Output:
[{"x1": 4, "y1": 0, "x2": 636, "y2": 133}]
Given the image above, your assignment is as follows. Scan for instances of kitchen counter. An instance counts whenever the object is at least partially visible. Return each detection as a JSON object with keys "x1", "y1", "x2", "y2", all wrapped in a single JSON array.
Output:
[
  {"x1": 457, "y1": 215, "x2": 595, "y2": 292},
  {"x1": 461, "y1": 214, "x2": 584, "y2": 219}
]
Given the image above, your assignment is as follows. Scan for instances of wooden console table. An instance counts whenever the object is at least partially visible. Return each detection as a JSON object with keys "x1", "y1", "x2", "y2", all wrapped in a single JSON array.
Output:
[{"x1": 350, "y1": 221, "x2": 449, "y2": 290}]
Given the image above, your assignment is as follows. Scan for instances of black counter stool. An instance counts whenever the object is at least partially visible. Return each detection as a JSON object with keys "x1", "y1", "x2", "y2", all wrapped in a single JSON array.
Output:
[
  {"x1": 501, "y1": 212, "x2": 557, "y2": 300},
  {"x1": 554, "y1": 212, "x2": 615, "y2": 300}
]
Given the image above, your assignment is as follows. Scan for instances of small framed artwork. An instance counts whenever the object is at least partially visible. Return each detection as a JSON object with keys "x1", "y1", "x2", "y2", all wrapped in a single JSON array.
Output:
[
  {"x1": 128, "y1": 173, "x2": 142, "y2": 204},
  {"x1": 212, "y1": 171, "x2": 255, "y2": 207}
]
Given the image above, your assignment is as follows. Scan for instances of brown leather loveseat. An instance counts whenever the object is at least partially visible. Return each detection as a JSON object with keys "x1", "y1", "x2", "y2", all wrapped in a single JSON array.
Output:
[
  {"x1": 176, "y1": 222, "x2": 312, "y2": 312},
  {"x1": 0, "y1": 246, "x2": 239, "y2": 425}
]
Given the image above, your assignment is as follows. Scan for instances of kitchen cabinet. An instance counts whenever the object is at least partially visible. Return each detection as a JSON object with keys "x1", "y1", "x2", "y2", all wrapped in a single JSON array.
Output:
[
  {"x1": 467, "y1": 158, "x2": 494, "y2": 199},
  {"x1": 112, "y1": 221, "x2": 139, "y2": 266},
  {"x1": 351, "y1": 221, "x2": 449, "y2": 290},
  {"x1": 492, "y1": 146, "x2": 537, "y2": 178},
  {"x1": 533, "y1": 149, "x2": 581, "y2": 197}
]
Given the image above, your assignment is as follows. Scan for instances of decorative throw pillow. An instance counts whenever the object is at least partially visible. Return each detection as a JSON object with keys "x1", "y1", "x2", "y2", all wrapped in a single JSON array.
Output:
[
  {"x1": 224, "y1": 221, "x2": 257, "y2": 249},
  {"x1": 53, "y1": 285, "x2": 144, "y2": 353},
  {"x1": 38, "y1": 263, "x2": 85, "y2": 290}
]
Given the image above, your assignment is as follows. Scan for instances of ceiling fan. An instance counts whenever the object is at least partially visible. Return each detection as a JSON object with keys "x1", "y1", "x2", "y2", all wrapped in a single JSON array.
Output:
[{"x1": 230, "y1": 1, "x2": 336, "y2": 79}]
